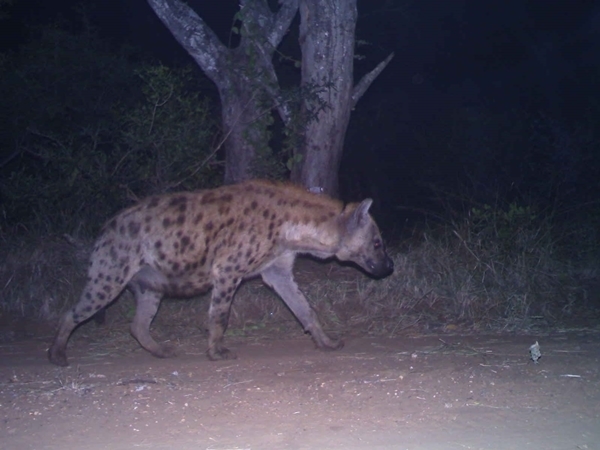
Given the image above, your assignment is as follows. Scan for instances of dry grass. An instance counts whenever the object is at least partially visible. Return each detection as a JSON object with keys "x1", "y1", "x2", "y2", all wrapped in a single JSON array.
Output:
[
  {"x1": 1, "y1": 206, "x2": 598, "y2": 341},
  {"x1": 0, "y1": 235, "x2": 91, "y2": 320}
]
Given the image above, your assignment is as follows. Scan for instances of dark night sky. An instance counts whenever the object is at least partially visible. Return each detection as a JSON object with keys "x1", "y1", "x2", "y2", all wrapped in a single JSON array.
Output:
[{"x1": 4, "y1": 0, "x2": 600, "y2": 221}]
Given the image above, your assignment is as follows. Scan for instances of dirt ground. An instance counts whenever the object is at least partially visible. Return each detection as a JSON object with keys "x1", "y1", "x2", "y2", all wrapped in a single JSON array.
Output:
[{"x1": 1, "y1": 318, "x2": 599, "y2": 450}]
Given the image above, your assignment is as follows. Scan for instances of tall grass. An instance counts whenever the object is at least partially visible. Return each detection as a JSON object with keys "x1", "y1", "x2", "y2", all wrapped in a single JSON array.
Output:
[{"x1": 0, "y1": 203, "x2": 597, "y2": 337}]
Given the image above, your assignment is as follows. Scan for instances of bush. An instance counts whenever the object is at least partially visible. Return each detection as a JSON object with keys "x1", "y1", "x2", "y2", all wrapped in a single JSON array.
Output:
[
  {"x1": 354, "y1": 202, "x2": 597, "y2": 332},
  {"x1": 0, "y1": 26, "x2": 220, "y2": 236}
]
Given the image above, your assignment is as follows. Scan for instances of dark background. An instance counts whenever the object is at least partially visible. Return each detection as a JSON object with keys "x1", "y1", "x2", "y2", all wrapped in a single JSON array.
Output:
[{"x1": 2, "y1": 0, "x2": 599, "y2": 230}]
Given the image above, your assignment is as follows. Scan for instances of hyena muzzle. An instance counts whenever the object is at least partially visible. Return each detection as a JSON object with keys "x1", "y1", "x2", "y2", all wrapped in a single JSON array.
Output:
[{"x1": 48, "y1": 180, "x2": 393, "y2": 366}]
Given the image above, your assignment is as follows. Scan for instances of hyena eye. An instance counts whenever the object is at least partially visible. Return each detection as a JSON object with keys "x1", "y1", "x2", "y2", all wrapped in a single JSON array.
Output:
[{"x1": 373, "y1": 239, "x2": 382, "y2": 249}]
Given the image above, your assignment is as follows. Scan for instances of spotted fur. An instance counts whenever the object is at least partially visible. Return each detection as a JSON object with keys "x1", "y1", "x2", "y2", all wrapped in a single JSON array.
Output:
[{"x1": 48, "y1": 180, "x2": 393, "y2": 366}]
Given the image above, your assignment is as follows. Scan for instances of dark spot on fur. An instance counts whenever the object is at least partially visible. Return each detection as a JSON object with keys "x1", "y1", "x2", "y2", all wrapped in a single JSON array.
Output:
[
  {"x1": 205, "y1": 221, "x2": 214, "y2": 232},
  {"x1": 159, "y1": 252, "x2": 166, "y2": 261},
  {"x1": 193, "y1": 213, "x2": 204, "y2": 225},
  {"x1": 172, "y1": 262, "x2": 180, "y2": 272},
  {"x1": 200, "y1": 256, "x2": 207, "y2": 265},
  {"x1": 119, "y1": 225, "x2": 126, "y2": 235},
  {"x1": 181, "y1": 235, "x2": 190, "y2": 247},
  {"x1": 169, "y1": 195, "x2": 187, "y2": 208},
  {"x1": 218, "y1": 311, "x2": 229, "y2": 327},
  {"x1": 201, "y1": 192, "x2": 216, "y2": 204},
  {"x1": 85, "y1": 292, "x2": 92, "y2": 300},
  {"x1": 97, "y1": 292, "x2": 106, "y2": 301},
  {"x1": 226, "y1": 217, "x2": 234, "y2": 226},
  {"x1": 251, "y1": 201, "x2": 258, "y2": 210},
  {"x1": 163, "y1": 217, "x2": 172, "y2": 228},
  {"x1": 176, "y1": 214, "x2": 185, "y2": 225},
  {"x1": 95, "y1": 304, "x2": 102, "y2": 311},
  {"x1": 155, "y1": 241, "x2": 162, "y2": 249},
  {"x1": 128, "y1": 221, "x2": 141, "y2": 238},
  {"x1": 148, "y1": 197, "x2": 160, "y2": 208}
]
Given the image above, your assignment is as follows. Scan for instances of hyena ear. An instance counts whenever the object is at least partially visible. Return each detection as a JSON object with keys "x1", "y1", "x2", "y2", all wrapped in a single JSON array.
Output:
[{"x1": 347, "y1": 199, "x2": 373, "y2": 231}]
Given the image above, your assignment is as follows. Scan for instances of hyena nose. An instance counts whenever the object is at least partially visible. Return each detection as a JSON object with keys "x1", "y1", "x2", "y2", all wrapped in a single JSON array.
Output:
[{"x1": 367, "y1": 256, "x2": 394, "y2": 278}]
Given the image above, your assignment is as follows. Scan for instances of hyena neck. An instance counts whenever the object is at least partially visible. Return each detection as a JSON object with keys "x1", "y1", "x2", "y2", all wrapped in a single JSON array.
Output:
[{"x1": 281, "y1": 220, "x2": 341, "y2": 259}]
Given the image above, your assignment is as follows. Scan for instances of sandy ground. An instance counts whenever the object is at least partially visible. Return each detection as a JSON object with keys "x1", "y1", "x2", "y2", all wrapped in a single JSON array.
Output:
[{"x1": 1, "y1": 322, "x2": 599, "y2": 450}]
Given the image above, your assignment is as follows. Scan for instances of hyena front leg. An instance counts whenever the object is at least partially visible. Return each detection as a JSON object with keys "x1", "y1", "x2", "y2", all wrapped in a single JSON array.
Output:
[
  {"x1": 206, "y1": 276, "x2": 241, "y2": 361},
  {"x1": 261, "y1": 260, "x2": 343, "y2": 351}
]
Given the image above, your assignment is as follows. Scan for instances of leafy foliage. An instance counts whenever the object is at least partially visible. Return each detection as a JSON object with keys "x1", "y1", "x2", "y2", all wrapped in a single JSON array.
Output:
[{"x1": 0, "y1": 25, "x2": 220, "y2": 235}]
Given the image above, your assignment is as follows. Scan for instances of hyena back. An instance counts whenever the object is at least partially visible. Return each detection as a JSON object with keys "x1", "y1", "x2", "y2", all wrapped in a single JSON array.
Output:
[{"x1": 48, "y1": 180, "x2": 393, "y2": 366}]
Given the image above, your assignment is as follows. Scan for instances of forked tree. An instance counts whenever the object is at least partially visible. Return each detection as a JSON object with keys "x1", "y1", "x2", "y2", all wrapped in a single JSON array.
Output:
[{"x1": 146, "y1": 0, "x2": 393, "y2": 196}]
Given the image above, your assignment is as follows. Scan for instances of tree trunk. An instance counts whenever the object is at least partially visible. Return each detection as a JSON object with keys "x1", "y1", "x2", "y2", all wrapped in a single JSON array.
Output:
[
  {"x1": 290, "y1": 0, "x2": 356, "y2": 197},
  {"x1": 146, "y1": 0, "x2": 297, "y2": 184},
  {"x1": 147, "y1": 0, "x2": 392, "y2": 191},
  {"x1": 291, "y1": 0, "x2": 394, "y2": 197}
]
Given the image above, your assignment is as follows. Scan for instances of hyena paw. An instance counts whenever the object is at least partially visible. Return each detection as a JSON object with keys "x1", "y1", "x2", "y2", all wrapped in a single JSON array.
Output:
[
  {"x1": 314, "y1": 337, "x2": 344, "y2": 351},
  {"x1": 151, "y1": 343, "x2": 177, "y2": 359},
  {"x1": 207, "y1": 346, "x2": 237, "y2": 361},
  {"x1": 48, "y1": 346, "x2": 69, "y2": 367}
]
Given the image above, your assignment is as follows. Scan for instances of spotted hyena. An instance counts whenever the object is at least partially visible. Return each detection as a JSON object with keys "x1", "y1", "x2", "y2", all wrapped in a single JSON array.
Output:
[{"x1": 48, "y1": 180, "x2": 394, "y2": 366}]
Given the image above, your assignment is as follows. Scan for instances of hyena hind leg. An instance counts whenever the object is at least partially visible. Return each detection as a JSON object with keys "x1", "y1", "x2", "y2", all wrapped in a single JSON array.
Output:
[
  {"x1": 130, "y1": 284, "x2": 175, "y2": 358},
  {"x1": 48, "y1": 287, "x2": 112, "y2": 366},
  {"x1": 206, "y1": 277, "x2": 241, "y2": 361}
]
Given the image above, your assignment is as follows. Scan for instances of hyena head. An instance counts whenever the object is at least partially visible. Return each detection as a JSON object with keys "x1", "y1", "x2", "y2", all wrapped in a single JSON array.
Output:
[{"x1": 335, "y1": 199, "x2": 394, "y2": 278}]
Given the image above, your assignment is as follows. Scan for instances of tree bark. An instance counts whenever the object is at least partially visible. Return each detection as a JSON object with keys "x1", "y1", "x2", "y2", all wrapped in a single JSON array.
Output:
[
  {"x1": 147, "y1": 0, "x2": 392, "y2": 192},
  {"x1": 291, "y1": 0, "x2": 393, "y2": 197},
  {"x1": 146, "y1": 0, "x2": 298, "y2": 184}
]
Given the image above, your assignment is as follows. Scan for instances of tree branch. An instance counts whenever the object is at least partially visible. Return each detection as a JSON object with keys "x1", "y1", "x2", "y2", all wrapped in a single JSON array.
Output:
[
  {"x1": 146, "y1": 0, "x2": 227, "y2": 83},
  {"x1": 239, "y1": 0, "x2": 298, "y2": 125},
  {"x1": 351, "y1": 52, "x2": 394, "y2": 108}
]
